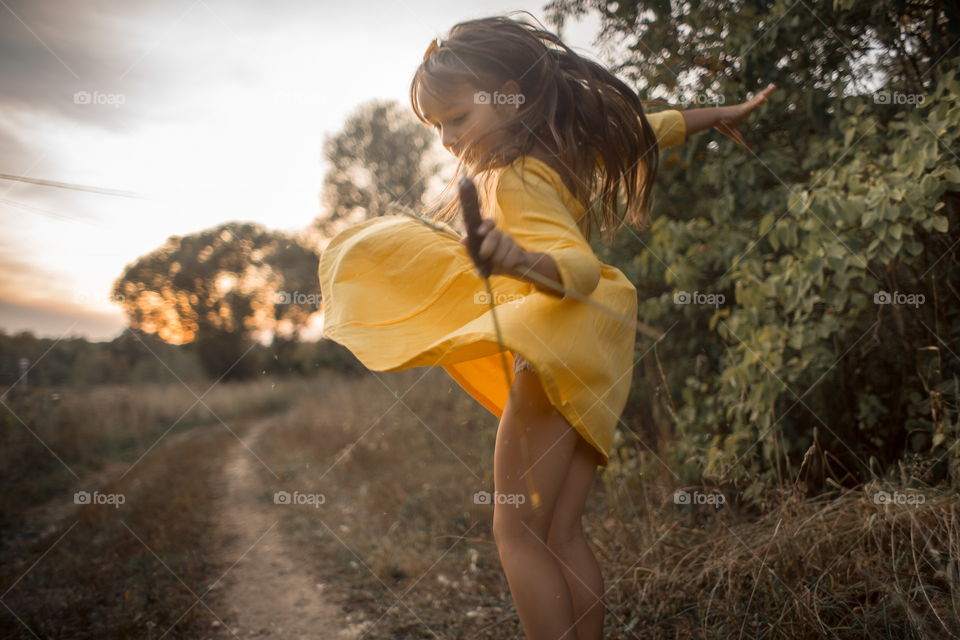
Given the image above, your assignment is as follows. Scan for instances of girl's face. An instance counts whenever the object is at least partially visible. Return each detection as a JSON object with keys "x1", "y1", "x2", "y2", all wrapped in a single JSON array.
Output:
[{"x1": 417, "y1": 79, "x2": 522, "y2": 167}]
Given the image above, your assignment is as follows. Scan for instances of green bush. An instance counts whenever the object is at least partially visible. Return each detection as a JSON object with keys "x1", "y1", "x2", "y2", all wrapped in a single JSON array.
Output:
[{"x1": 549, "y1": 0, "x2": 960, "y2": 500}]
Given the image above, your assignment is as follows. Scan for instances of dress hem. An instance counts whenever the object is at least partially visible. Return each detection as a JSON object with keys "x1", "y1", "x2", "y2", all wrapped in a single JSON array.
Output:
[{"x1": 325, "y1": 324, "x2": 612, "y2": 466}]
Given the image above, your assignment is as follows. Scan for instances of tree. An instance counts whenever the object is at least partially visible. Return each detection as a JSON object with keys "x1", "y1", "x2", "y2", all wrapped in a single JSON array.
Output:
[
  {"x1": 314, "y1": 99, "x2": 440, "y2": 237},
  {"x1": 112, "y1": 223, "x2": 320, "y2": 380}
]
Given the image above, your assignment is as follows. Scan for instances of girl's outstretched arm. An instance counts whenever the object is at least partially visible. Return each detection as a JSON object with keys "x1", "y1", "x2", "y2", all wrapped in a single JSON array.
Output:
[{"x1": 680, "y1": 82, "x2": 777, "y2": 145}]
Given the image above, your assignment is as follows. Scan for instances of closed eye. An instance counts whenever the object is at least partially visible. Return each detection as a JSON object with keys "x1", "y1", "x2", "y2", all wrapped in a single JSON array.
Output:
[{"x1": 434, "y1": 115, "x2": 466, "y2": 130}]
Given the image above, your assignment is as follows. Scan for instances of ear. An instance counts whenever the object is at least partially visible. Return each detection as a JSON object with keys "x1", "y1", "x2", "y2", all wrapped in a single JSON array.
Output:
[
  {"x1": 500, "y1": 79, "x2": 522, "y2": 96},
  {"x1": 496, "y1": 79, "x2": 524, "y2": 115}
]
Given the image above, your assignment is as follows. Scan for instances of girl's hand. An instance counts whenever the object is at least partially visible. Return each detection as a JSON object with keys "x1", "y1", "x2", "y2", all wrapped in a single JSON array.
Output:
[
  {"x1": 460, "y1": 218, "x2": 529, "y2": 278},
  {"x1": 716, "y1": 82, "x2": 777, "y2": 149}
]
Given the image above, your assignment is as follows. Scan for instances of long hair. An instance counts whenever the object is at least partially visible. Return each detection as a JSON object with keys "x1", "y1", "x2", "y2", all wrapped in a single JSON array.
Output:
[{"x1": 409, "y1": 11, "x2": 662, "y2": 244}]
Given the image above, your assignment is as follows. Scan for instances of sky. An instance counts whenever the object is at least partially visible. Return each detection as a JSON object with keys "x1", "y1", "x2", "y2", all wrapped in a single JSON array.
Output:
[{"x1": 0, "y1": 0, "x2": 607, "y2": 342}]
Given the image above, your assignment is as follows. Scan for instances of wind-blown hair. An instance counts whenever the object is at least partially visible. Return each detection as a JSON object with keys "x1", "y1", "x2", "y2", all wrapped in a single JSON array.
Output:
[{"x1": 409, "y1": 11, "x2": 662, "y2": 243}]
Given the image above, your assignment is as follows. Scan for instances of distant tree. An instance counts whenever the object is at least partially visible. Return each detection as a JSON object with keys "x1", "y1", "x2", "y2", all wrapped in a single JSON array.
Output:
[
  {"x1": 0, "y1": 328, "x2": 207, "y2": 388},
  {"x1": 112, "y1": 223, "x2": 320, "y2": 380},
  {"x1": 314, "y1": 99, "x2": 440, "y2": 237}
]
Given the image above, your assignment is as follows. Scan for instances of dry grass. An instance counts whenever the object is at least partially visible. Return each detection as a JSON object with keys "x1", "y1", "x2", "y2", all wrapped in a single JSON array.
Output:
[
  {"x1": 0, "y1": 377, "x2": 318, "y2": 639},
  {"x1": 254, "y1": 367, "x2": 519, "y2": 638},
  {"x1": 593, "y1": 474, "x2": 960, "y2": 639},
  {"x1": 4, "y1": 369, "x2": 957, "y2": 638},
  {"x1": 257, "y1": 368, "x2": 960, "y2": 639},
  {"x1": 0, "y1": 377, "x2": 315, "y2": 528},
  {"x1": 0, "y1": 423, "x2": 233, "y2": 638}
]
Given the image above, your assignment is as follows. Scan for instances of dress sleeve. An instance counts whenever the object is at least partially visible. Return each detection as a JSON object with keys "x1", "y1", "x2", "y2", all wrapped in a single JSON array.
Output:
[
  {"x1": 645, "y1": 109, "x2": 687, "y2": 149},
  {"x1": 494, "y1": 163, "x2": 602, "y2": 301}
]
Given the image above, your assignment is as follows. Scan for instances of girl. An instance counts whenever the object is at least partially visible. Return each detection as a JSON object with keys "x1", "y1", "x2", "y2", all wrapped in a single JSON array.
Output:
[{"x1": 319, "y1": 12, "x2": 775, "y2": 640}]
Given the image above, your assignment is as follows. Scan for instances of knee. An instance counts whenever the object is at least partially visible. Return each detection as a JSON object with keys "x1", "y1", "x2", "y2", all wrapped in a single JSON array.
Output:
[
  {"x1": 493, "y1": 505, "x2": 549, "y2": 547},
  {"x1": 546, "y1": 522, "x2": 584, "y2": 555}
]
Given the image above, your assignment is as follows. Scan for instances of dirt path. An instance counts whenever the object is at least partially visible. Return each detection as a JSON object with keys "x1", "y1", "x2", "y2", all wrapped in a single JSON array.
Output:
[{"x1": 212, "y1": 418, "x2": 370, "y2": 639}]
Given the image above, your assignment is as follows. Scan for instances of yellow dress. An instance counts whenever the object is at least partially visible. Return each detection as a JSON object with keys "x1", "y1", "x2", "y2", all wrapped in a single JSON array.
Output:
[{"x1": 318, "y1": 110, "x2": 686, "y2": 466}]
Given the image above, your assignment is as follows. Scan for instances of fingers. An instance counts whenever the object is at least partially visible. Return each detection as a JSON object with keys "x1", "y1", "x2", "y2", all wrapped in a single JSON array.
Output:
[
  {"x1": 479, "y1": 227, "x2": 511, "y2": 272},
  {"x1": 471, "y1": 218, "x2": 524, "y2": 277},
  {"x1": 730, "y1": 82, "x2": 775, "y2": 122},
  {"x1": 752, "y1": 82, "x2": 777, "y2": 104},
  {"x1": 491, "y1": 232, "x2": 521, "y2": 274},
  {"x1": 477, "y1": 219, "x2": 496, "y2": 261},
  {"x1": 716, "y1": 121, "x2": 751, "y2": 152}
]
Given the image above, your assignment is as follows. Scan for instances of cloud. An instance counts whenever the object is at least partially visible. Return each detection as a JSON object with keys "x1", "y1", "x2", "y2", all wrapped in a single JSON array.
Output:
[
  {"x1": 0, "y1": 252, "x2": 64, "y2": 300},
  {"x1": 0, "y1": 0, "x2": 273, "y2": 145},
  {"x1": 1, "y1": 1, "x2": 145, "y2": 126}
]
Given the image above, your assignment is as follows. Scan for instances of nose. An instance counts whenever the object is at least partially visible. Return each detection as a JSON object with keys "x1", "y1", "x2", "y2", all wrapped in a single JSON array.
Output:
[{"x1": 441, "y1": 129, "x2": 460, "y2": 156}]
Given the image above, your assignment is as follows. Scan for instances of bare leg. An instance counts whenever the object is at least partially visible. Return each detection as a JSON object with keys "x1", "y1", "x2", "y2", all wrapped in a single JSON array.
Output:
[
  {"x1": 548, "y1": 438, "x2": 604, "y2": 640},
  {"x1": 493, "y1": 367, "x2": 582, "y2": 640}
]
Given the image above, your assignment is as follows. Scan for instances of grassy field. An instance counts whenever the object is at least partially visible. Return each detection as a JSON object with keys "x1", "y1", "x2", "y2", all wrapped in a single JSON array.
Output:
[
  {"x1": 0, "y1": 377, "x2": 319, "y2": 639},
  {"x1": 253, "y1": 368, "x2": 960, "y2": 639},
  {"x1": 2, "y1": 369, "x2": 958, "y2": 639}
]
